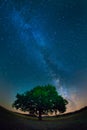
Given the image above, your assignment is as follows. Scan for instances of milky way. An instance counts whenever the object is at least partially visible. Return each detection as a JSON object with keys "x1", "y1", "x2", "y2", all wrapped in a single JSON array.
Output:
[{"x1": 0, "y1": 0, "x2": 87, "y2": 112}]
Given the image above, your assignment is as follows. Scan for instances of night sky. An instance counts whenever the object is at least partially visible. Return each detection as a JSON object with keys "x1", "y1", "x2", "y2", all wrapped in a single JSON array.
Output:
[{"x1": 0, "y1": 0, "x2": 87, "y2": 112}]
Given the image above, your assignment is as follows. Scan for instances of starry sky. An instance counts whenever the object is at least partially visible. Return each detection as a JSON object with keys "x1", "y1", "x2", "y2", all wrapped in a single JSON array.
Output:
[{"x1": 0, "y1": 0, "x2": 87, "y2": 112}]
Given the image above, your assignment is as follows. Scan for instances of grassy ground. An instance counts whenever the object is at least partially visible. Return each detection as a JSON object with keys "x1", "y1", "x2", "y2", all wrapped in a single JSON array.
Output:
[{"x1": 0, "y1": 106, "x2": 87, "y2": 130}]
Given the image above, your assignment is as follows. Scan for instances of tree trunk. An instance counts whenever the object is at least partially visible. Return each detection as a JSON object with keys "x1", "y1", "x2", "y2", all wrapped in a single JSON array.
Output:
[{"x1": 38, "y1": 110, "x2": 42, "y2": 120}]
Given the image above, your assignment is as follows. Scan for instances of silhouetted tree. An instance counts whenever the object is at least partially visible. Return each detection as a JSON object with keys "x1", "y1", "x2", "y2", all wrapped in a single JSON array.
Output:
[{"x1": 12, "y1": 84, "x2": 68, "y2": 120}]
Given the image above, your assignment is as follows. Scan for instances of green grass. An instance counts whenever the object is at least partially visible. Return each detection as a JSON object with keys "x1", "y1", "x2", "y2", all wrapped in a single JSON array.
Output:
[{"x1": 0, "y1": 106, "x2": 87, "y2": 130}]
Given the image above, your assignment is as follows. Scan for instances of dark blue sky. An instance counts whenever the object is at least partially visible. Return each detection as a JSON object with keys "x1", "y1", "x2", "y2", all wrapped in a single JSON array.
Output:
[{"x1": 0, "y1": 0, "x2": 87, "y2": 112}]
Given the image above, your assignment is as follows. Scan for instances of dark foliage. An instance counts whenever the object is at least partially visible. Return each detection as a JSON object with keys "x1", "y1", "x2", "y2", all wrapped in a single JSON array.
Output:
[{"x1": 12, "y1": 84, "x2": 68, "y2": 120}]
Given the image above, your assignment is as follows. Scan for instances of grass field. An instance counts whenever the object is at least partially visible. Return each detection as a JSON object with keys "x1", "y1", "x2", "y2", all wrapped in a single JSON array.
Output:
[{"x1": 0, "y1": 106, "x2": 87, "y2": 130}]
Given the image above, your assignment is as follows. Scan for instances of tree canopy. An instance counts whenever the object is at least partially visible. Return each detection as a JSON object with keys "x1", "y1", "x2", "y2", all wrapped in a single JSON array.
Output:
[{"x1": 12, "y1": 84, "x2": 68, "y2": 120}]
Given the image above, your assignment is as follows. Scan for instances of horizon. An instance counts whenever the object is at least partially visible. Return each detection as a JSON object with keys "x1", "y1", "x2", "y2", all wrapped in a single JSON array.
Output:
[{"x1": 0, "y1": 104, "x2": 87, "y2": 116}]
